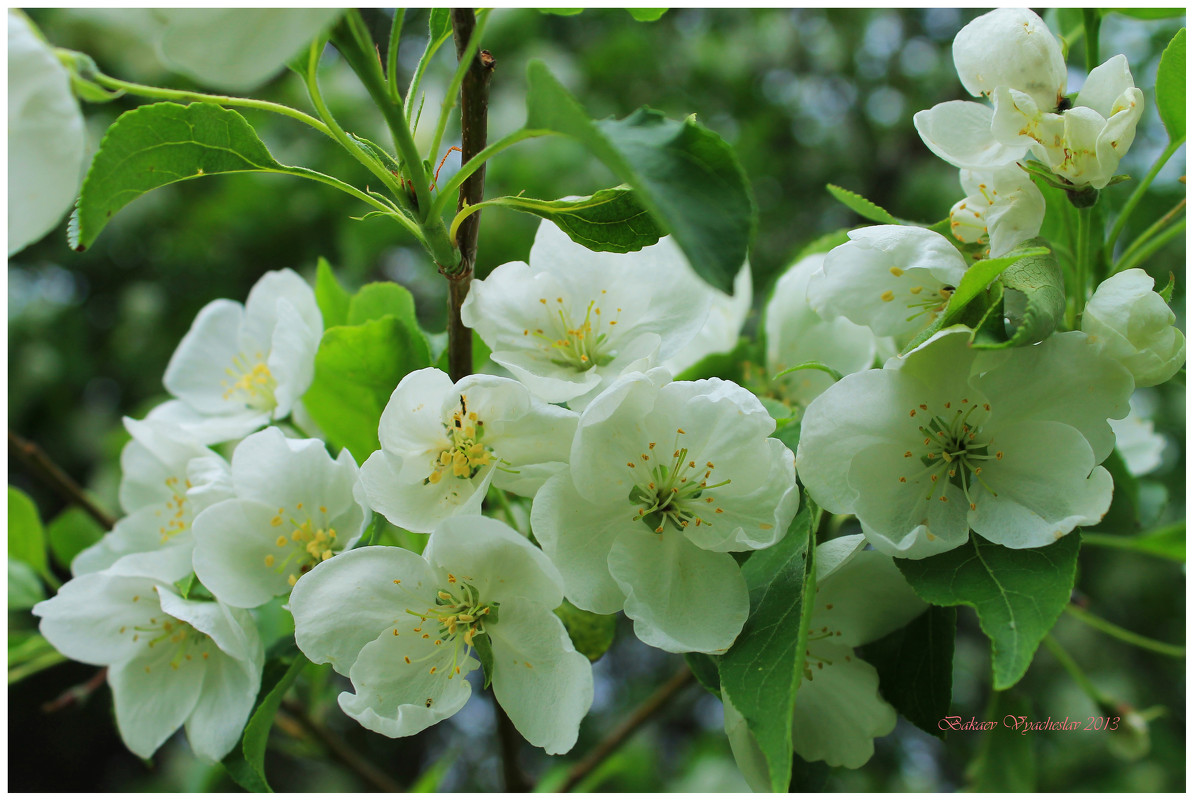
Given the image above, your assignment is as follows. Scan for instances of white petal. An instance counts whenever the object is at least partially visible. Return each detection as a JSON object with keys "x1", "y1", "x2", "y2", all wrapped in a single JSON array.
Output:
[
  {"x1": 146, "y1": 399, "x2": 269, "y2": 446},
  {"x1": 1077, "y1": 54, "x2": 1136, "y2": 119},
  {"x1": 377, "y1": 368, "x2": 456, "y2": 454},
  {"x1": 192, "y1": 499, "x2": 294, "y2": 608},
  {"x1": 814, "y1": 534, "x2": 867, "y2": 583},
  {"x1": 793, "y1": 644, "x2": 896, "y2": 769},
  {"x1": 184, "y1": 646, "x2": 261, "y2": 761},
  {"x1": 952, "y1": 8, "x2": 1066, "y2": 110},
  {"x1": 8, "y1": 11, "x2": 85, "y2": 255},
  {"x1": 359, "y1": 449, "x2": 492, "y2": 535},
  {"x1": 163, "y1": 300, "x2": 247, "y2": 414},
  {"x1": 266, "y1": 298, "x2": 319, "y2": 418},
  {"x1": 33, "y1": 572, "x2": 158, "y2": 665},
  {"x1": 1082, "y1": 269, "x2": 1185, "y2": 387},
  {"x1": 1109, "y1": 399, "x2": 1165, "y2": 477},
  {"x1": 488, "y1": 599, "x2": 594, "y2": 754},
  {"x1": 663, "y1": 262, "x2": 753, "y2": 375},
  {"x1": 231, "y1": 428, "x2": 359, "y2": 519},
  {"x1": 914, "y1": 101, "x2": 1026, "y2": 170},
  {"x1": 608, "y1": 529, "x2": 748, "y2": 654},
  {"x1": 530, "y1": 472, "x2": 628, "y2": 615},
  {"x1": 110, "y1": 646, "x2": 205, "y2": 759},
  {"x1": 157, "y1": 586, "x2": 263, "y2": 665},
  {"x1": 425, "y1": 516, "x2": 564, "y2": 608},
  {"x1": 812, "y1": 550, "x2": 926, "y2": 647},
  {"x1": 290, "y1": 545, "x2": 437, "y2": 675}
]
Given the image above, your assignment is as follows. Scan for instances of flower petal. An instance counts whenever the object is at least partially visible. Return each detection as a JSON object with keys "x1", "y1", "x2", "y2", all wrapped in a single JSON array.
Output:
[
  {"x1": 813, "y1": 550, "x2": 926, "y2": 647},
  {"x1": 792, "y1": 643, "x2": 896, "y2": 769},
  {"x1": 183, "y1": 645, "x2": 260, "y2": 761},
  {"x1": 33, "y1": 572, "x2": 159, "y2": 665},
  {"x1": 192, "y1": 498, "x2": 294, "y2": 608},
  {"x1": 914, "y1": 101, "x2": 1026, "y2": 170},
  {"x1": 163, "y1": 299, "x2": 247, "y2": 414},
  {"x1": 425, "y1": 516, "x2": 564, "y2": 608},
  {"x1": 110, "y1": 644, "x2": 206, "y2": 759}
]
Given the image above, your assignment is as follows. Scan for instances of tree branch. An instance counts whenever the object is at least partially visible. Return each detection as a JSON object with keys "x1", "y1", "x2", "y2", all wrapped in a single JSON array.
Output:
[
  {"x1": 445, "y1": 8, "x2": 495, "y2": 382},
  {"x1": 42, "y1": 667, "x2": 108, "y2": 713},
  {"x1": 280, "y1": 698, "x2": 405, "y2": 793},
  {"x1": 493, "y1": 692, "x2": 533, "y2": 792},
  {"x1": 9, "y1": 429, "x2": 117, "y2": 530},
  {"x1": 559, "y1": 664, "x2": 695, "y2": 792}
]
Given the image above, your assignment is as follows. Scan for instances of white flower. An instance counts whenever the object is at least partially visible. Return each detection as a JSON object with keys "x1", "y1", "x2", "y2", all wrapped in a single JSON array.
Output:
[
  {"x1": 796, "y1": 327, "x2": 1133, "y2": 559},
  {"x1": 73, "y1": 417, "x2": 232, "y2": 580},
  {"x1": 8, "y1": 10, "x2": 86, "y2": 256},
  {"x1": 1082, "y1": 268, "x2": 1185, "y2": 388},
  {"x1": 160, "y1": 268, "x2": 322, "y2": 444},
  {"x1": 358, "y1": 368, "x2": 578, "y2": 534},
  {"x1": 1109, "y1": 393, "x2": 1166, "y2": 476},
  {"x1": 952, "y1": 8, "x2": 1067, "y2": 113},
  {"x1": 289, "y1": 517, "x2": 593, "y2": 754},
  {"x1": 724, "y1": 535, "x2": 927, "y2": 782},
  {"x1": 531, "y1": 368, "x2": 799, "y2": 654},
  {"x1": 807, "y1": 226, "x2": 969, "y2": 339},
  {"x1": 662, "y1": 262, "x2": 753, "y2": 375},
  {"x1": 191, "y1": 427, "x2": 369, "y2": 608},
  {"x1": 33, "y1": 560, "x2": 263, "y2": 761},
  {"x1": 949, "y1": 165, "x2": 1046, "y2": 258},
  {"x1": 460, "y1": 220, "x2": 715, "y2": 409},
  {"x1": 765, "y1": 253, "x2": 887, "y2": 413}
]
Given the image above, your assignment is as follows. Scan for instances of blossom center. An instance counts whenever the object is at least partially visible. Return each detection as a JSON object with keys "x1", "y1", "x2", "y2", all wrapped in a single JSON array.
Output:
[
  {"x1": 627, "y1": 428, "x2": 731, "y2": 534},
  {"x1": 426, "y1": 395, "x2": 493, "y2": 485},
  {"x1": 395, "y1": 577, "x2": 499, "y2": 684},
  {"x1": 902, "y1": 397, "x2": 999, "y2": 511},
  {"x1": 525, "y1": 295, "x2": 619, "y2": 371},
  {"x1": 122, "y1": 594, "x2": 213, "y2": 669},
  {"x1": 222, "y1": 351, "x2": 277, "y2": 411},
  {"x1": 156, "y1": 475, "x2": 193, "y2": 543},
  {"x1": 879, "y1": 279, "x2": 954, "y2": 324},
  {"x1": 263, "y1": 502, "x2": 338, "y2": 586}
]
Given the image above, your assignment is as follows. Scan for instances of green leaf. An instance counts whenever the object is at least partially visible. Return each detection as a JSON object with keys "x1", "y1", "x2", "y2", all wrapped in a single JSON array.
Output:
[
  {"x1": 408, "y1": 748, "x2": 458, "y2": 792},
  {"x1": 718, "y1": 494, "x2": 818, "y2": 793},
  {"x1": 428, "y1": 8, "x2": 452, "y2": 43},
  {"x1": 897, "y1": 535, "x2": 1080, "y2": 690},
  {"x1": 825, "y1": 184, "x2": 899, "y2": 225},
  {"x1": 673, "y1": 338, "x2": 759, "y2": 384},
  {"x1": 858, "y1": 606, "x2": 956, "y2": 739},
  {"x1": 1156, "y1": 28, "x2": 1186, "y2": 142},
  {"x1": 539, "y1": 8, "x2": 584, "y2": 15},
  {"x1": 302, "y1": 316, "x2": 432, "y2": 463},
  {"x1": 8, "y1": 632, "x2": 67, "y2": 684},
  {"x1": 8, "y1": 487, "x2": 48, "y2": 581},
  {"x1": 524, "y1": 61, "x2": 753, "y2": 293},
  {"x1": 223, "y1": 653, "x2": 309, "y2": 792},
  {"x1": 482, "y1": 187, "x2": 666, "y2": 253},
  {"x1": 627, "y1": 9, "x2": 667, "y2": 21},
  {"x1": 1106, "y1": 8, "x2": 1188, "y2": 20},
  {"x1": 1158, "y1": 272, "x2": 1176, "y2": 303},
  {"x1": 788, "y1": 753, "x2": 830, "y2": 792},
  {"x1": 1083, "y1": 522, "x2": 1185, "y2": 562},
  {"x1": 771, "y1": 420, "x2": 800, "y2": 455},
  {"x1": 347, "y1": 282, "x2": 418, "y2": 327},
  {"x1": 901, "y1": 243, "x2": 1051, "y2": 354},
  {"x1": 990, "y1": 245, "x2": 1065, "y2": 348},
  {"x1": 8, "y1": 561, "x2": 45, "y2": 610},
  {"x1": 46, "y1": 508, "x2": 104, "y2": 572},
  {"x1": 554, "y1": 600, "x2": 617, "y2": 662},
  {"x1": 315, "y1": 258, "x2": 352, "y2": 329},
  {"x1": 1087, "y1": 449, "x2": 1140, "y2": 533},
  {"x1": 70, "y1": 102, "x2": 352, "y2": 251},
  {"x1": 685, "y1": 652, "x2": 721, "y2": 695},
  {"x1": 964, "y1": 692, "x2": 1036, "y2": 791}
]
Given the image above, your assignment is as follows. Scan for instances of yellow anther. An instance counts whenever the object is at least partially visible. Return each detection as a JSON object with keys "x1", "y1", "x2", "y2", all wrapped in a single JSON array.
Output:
[
  {"x1": 880, "y1": 290, "x2": 895, "y2": 302},
  {"x1": 264, "y1": 555, "x2": 275, "y2": 567},
  {"x1": 890, "y1": 266, "x2": 904, "y2": 277}
]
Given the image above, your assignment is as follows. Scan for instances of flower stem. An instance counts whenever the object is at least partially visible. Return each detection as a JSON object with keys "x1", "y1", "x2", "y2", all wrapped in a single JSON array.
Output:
[
  {"x1": 9, "y1": 429, "x2": 116, "y2": 531},
  {"x1": 428, "y1": 129, "x2": 545, "y2": 220},
  {"x1": 1072, "y1": 205, "x2": 1093, "y2": 326},
  {"x1": 386, "y1": 9, "x2": 405, "y2": 105},
  {"x1": 1043, "y1": 634, "x2": 1113, "y2": 708},
  {"x1": 1082, "y1": 9, "x2": 1101, "y2": 74},
  {"x1": 428, "y1": 9, "x2": 491, "y2": 171},
  {"x1": 1105, "y1": 136, "x2": 1185, "y2": 262},
  {"x1": 1111, "y1": 198, "x2": 1186, "y2": 276},
  {"x1": 1065, "y1": 604, "x2": 1185, "y2": 659}
]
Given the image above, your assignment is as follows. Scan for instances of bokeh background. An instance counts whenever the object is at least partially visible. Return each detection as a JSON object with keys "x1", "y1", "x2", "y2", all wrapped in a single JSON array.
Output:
[{"x1": 9, "y1": 8, "x2": 1185, "y2": 792}]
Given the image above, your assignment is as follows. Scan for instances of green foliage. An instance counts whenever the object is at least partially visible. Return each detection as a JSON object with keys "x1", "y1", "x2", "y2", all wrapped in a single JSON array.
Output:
[
  {"x1": 314, "y1": 258, "x2": 351, "y2": 329},
  {"x1": 859, "y1": 606, "x2": 956, "y2": 738},
  {"x1": 8, "y1": 487, "x2": 49, "y2": 582},
  {"x1": 791, "y1": 229, "x2": 851, "y2": 263},
  {"x1": 627, "y1": 9, "x2": 668, "y2": 22},
  {"x1": 1088, "y1": 449, "x2": 1140, "y2": 533},
  {"x1": 1156, "y1": 28, "x2": 1186, "y2": 142},
  {"x1": 223, "y1": 652, "x2": 309, "y2": 792},
  {"x1": 347, "y1": 282, "x2": 418, "y2": 326},
  {"x1": 897, "y1": 535, "x2": 1080, "y2": 690},
  {"x1": 484, "y1": 187, "x2": 666, "y2": 253},
  {"x1": 717, "y1": 494, "x2": 817, "y2": 792},
  {"x1": 1084, "y1": 522, "x2": 1185, "y2": 562},
  {"x1": 1105, "y1": 8, "x2": 1188, "y2": 19},
  {"x1": 554, "y1": 599, "x2": 617, "y2": 661},
  {"x1": 674, "y1": 338, "x2": 758, "y2": 384},
  {"x1": 524, "y1": 61, "x2": 754, "y2": 293},
  {"x1": 302, "y1": 315, "x2": 432, "y2": 462},
  {"x1": 992, "y1": 245, "x2": 1066, "y2": 348},
  {"x1": 46, "y1": 508, "x2": 104, "y2": 572},
  {"x1": 964, "y1": 692, "x2": 1036, "y2": 791},
  {"x1": 472, "y1": 633, "x2": 496, "y2": 688},
  {"x1": 826, "y1": 184, "x2": 899, "y2": 225},
  {"x1": 8, "y1": 561, "x2": 45, "y2": 610},
  {"x1": 70, "y1": 102, "x2": 343, "y2": 251}
]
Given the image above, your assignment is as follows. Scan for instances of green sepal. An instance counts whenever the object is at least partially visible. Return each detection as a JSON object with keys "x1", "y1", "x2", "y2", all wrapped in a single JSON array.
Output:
[
  {"x1": 1158, "y1": 271, "x2": 1176, "y2": 303},
  {"x1": 472, "y1": 632, "x2": 496, "y2": 689},
  {"x1": 554, "y1": 600, "x2": 617, "y2": 662}
]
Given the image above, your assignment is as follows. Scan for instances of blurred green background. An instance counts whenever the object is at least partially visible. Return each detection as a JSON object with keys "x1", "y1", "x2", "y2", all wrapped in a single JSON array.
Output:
[{"x1": 9, "y1": 8, "x2": 1185, "y2": 792}]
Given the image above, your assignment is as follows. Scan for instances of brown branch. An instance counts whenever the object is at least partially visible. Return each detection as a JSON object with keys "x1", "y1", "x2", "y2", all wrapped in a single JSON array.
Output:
[
  {"x1": 9, "y1": 429, "x2": 117, "y2": 530},
  {"x1": 280, "y1": 698, "x2": 404, "y2": 793},
  {"x1": 559, "y1": 664, "x2": 695, "y2": 792},
  {"x1": 493, "y1": 691, "x2": 533, "y2": 792},
  {"x1": 445, "y1": 8, "x2": 495, "y2": 383},
  {"x1": 42, "y1": 667, "x2": 109, "y2": 713}
]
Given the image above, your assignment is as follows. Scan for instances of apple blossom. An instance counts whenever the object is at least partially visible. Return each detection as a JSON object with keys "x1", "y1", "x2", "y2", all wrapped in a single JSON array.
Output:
[
  {"x1": 358, "y1": 368, "x2": 577, "y2": 533},
  {"x1": 72, "y1": 417, "x2": 232, "y2": 580},
  {"x1": 807, "y1": 226, "x2": 969, "y2": 339},
  {"x1": 290, "y1": 517, "x2": 593, "y2": 754},
  {"x1": 160, "y1": 268, "x2": 322, "y2": 444},
  {"x1": 952, "y1": 8, "x2": 1067, "y2": 113},
  {"x1": 460, "y1": 220, "x2": 715, "y2": 409},
  {"x1": 764, "y1": 253, "x2": 885, "y2": 412},
  {"x1": 663, "y1": 262, "x2": 753, "y2": 375},
  {"x1": 949, "y1": 165, "x2": 1046, "y2": 258},
  {"x1": 1109, "y1": 394, "x2": 1167, "y2": 477},
  {"x1": 531, "y1": 368, "x2": 798, "y2": 654},
  {"x1": 191, "y1": 427, "x2": 368, "y2": 608},
  {"x1": 33, "y1": 560, "x2": 263, "y2": 761},
  {"x1": 1082, "y1": 268, "x2": 1185, "y2": 388},
  {"x1": 796, "y1": 327, "x2": 1132, "y2": 559}
]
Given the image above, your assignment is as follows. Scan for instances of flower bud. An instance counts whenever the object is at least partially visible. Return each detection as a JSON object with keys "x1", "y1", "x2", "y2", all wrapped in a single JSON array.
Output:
[
  {"x1": 953, "y1": 8, "x2": 1067, "y2": 112},
  {"x1": 1083, "y1": 269, "x2": 1185, "y2": 387}
]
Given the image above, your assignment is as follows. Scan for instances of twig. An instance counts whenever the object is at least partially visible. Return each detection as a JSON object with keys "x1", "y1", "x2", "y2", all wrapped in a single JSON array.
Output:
[
  {"x1": 42, "y1": 667, "x2": 108, "y2": 713},
  {"x1": 9, "y1": 429, "x2": 117, "y2": 530},
  {"x1": 493, "y1": 692, "x2": 532, "y2": 792},
  {"x1": 445, "y1": 8, "x2": 495, "y2": 383},
  {"x1": 559, "y1": 664, "x2": 695, "y2": 792},
  {"x1": 280, "y1": 698, "x2": 404, "y2": 793}
]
